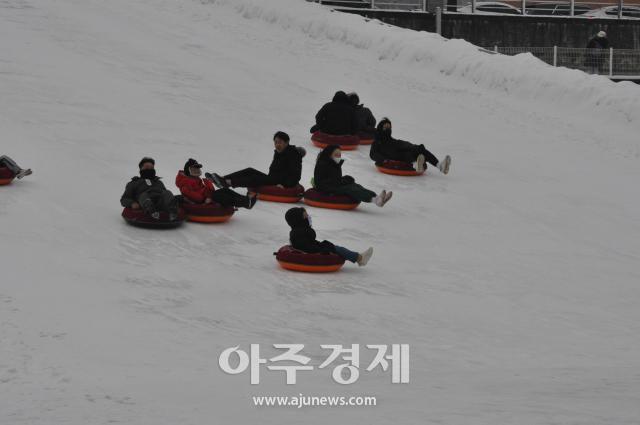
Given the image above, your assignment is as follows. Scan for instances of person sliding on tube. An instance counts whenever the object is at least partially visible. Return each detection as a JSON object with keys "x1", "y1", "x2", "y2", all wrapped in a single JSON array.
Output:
[
  {"x1": 285, "y1": 207, "x2": 373, "y2": 267},
  {"x1": 0, "y1": 155, "x2": 32, "y2": 179},
  {"x1": 370, "y1": 117, "x2": 451, "y2": 175},
  {"x1": 120, "y1": 157, "x2": 180, "y2": 221},
  {"x1": 314, "y1": 145, "x2": 392, "y2": 207},
  {"x1": 176, "y1": 159, "x2": 256, "y2": 209},
  {"x1": 311, "y1": 91, "x2": 357, "y2": 135},
  {"x1": 348, "y1": 92, "x2": 376, "y2": 137},
  {"x1": 208, "y1": 131, "x2": 305, "y2": 189}
]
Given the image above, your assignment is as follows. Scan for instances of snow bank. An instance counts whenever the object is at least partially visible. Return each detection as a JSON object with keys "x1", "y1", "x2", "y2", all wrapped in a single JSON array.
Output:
[{"x1": 201, "y1": 0, "x2": 640, "y2": 123}]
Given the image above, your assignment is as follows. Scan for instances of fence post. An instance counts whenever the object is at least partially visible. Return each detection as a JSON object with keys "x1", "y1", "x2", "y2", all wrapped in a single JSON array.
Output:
[
  {"x1": 609, "y1": 48, "x2": 614, "y2": 77},
  {"x1": 521, "y1": 0, "x2": 526, "y2": 15},
  {"x1": 472, "y1": 0, "x2": 476, "y2": 13},
  {"x1": 371, "y1": 0, "x2": 375, "y2": 8},
  {"x1": 553, "y1": 46, "x2": 557, "y2": 66},
  {"x1": 436, "y1": 7, "x2": 442, "y2": 34},
  {"x1": 494, "y1": 45, "x2": 498, "y2": 53},
  {"x1": 423, "y1": 0, "x2": 427, "y2": 12},
  {"x1": 618, "y1": 0, "x2": 623, "y2": 19},
  {"x1": 570, "y1": 0, "x2": 574, "y2": 16}
]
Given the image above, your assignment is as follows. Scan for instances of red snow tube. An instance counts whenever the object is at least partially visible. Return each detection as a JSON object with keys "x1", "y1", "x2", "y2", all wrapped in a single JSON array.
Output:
[
  {"x1": 0, "y1": 167, "x2": 15, "y2": 186},
  {"x1": 358, "y1": 131, "x2": 374, "y2": 145},
  {"x1": 376, "y1": 160, "x2": 425, "y2": 176},
  {"x1": 275, "y1": 245, "x2": 345, "y2": 273},
  {"x1": 248, "y1": 184, "x2": 304, "y2": 203},
  {"x1": 303, "y1": 189, "x2": 360, "y2": 210},
  {"x1": 181, "y1": 202, "x2": 235, "y2": 223},
  {"x1": 311, "y1": 132, "x2": 359, "y2": 151},
  {"x1": 122, "y1": 208, "x2": 186, "y2": 229}
]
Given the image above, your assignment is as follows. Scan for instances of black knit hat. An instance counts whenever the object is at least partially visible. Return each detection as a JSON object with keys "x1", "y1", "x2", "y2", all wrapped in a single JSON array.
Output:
[
  {"x1": 273, "y1": 131, "x2": 290, "y2": 143},
  {"x1": 138, "y1": 157, "x2": 155, "y2": 169},
  {"x1": 183, "y1": 158, "x2": 202, "y2": 176}
]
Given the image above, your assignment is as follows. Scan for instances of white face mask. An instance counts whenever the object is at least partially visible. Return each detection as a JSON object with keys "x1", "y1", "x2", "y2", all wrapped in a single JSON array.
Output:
[{"x1": 332, "y1": 156, "x2": 342, "y2": 164}]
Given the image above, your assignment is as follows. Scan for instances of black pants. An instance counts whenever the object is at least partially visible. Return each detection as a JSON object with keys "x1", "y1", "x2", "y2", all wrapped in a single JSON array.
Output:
[
  {"x1": 224, "y1": 167, "x2": 276, "y2": 188},
  {"x1": 211, "y1": 188, "x2": 249, "y2": 208},
  {"x1": 393, "y1": 145, "x2": 439, "y2": 167},
  {"x1": 139, "y1": 190, "x2": 178, "y2": 214}
]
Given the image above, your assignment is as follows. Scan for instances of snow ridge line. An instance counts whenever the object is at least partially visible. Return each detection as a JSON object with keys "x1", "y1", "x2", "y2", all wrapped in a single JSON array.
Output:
[{"x1": 199, "y1": 0, "x2": 640, "y2": 124}]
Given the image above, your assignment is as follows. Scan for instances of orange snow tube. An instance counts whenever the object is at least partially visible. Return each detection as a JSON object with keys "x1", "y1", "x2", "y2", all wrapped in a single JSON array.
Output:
[
  {"x1": 376, "y1": 160, "x2": 425, "y2": 176},
  {"x1": 275, "y1": 245, "x2": 345, "y2": 273},
  {"x1": 122, "y1": 208, "x2": 186, "y2": 229},
  {"x1": 0, "y1": 167, "x2": 15, "y2": 185},
  {"x1": 311, "y1": 132, "x2": 359, "y2": 151},
  {"x1": 303, "y1": 189, "x2": 360, "y2": 210},
  {"x1": 181, "y1": 202, "x2": 235, "y2": 223},
  {"x1": 248, "y1": 184, "x2": 304, "y2": 203}
]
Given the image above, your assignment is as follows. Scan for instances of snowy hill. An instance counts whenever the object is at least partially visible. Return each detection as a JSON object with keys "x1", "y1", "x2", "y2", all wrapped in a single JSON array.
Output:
[{"x1": 1, "y1": 0, "x2": 639, "y2": 424}]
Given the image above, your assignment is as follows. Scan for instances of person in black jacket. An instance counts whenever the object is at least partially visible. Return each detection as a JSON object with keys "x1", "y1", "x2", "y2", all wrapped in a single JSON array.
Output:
[
  {"x1": 312, "y1": 91, "x2": 357, "y2": 135},
  {"x1": 585, "y1": 31, "x2": 610, "y2": 74},
  {"x1": 209, "y1": 131, "x2": 305, "y2": 189},
  {"x1": 285, "y1": 207, "x2": 373, "y2": 266},
  {"x1": 370, "y1": 117, "x2": 451, "y2": 175},
  {"x1": 348, "y1": 92, "x2": 376, "y2": 138},
  {"x1": 314, "y1": 145, "x2": 392, "y2": 207},
  {"x1": 120, "y1": 157, "x2": 179, "y2": 220}
]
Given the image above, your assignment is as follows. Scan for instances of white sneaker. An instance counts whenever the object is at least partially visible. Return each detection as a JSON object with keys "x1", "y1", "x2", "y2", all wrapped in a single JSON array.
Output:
[
  {"x1": 374, "y1": 190, "x2": 387, "y2": 207},
  {"x1": 357, "y1": 247, "x2": 373, "y2": 267},
  {"x1": 16, "y1": 169, "x2": 32, "y2": 179},
  {"x1": 415, "y1": 154, "x2": 425, "y2": 173},
  {"x1": 380, "y1": 190, "x2": 393, "y2": 207},
  {"x1": 437, "y1": 155, "x2": 451, "y2": 175}
]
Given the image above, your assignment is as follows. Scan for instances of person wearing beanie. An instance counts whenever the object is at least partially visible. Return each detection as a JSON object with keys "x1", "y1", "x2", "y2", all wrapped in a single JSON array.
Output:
[
  {"x1": 0, "y1": 155, "x2": 32, "y2": 179},
  {"x1": 175, "y1": 158, "x2": 256, "y2": 209},
  {"x1": 347, "y1": 92, "x2": 377, "y2": 139},
  {"x1": 314, "y1": 145, "x2": 393, "y2": 207},
  {"x1": 285, "y1": 207, "x2": 373, "y2": 267},
  {"x1": 208, "y1": 131, "x2": 305, "y2": 190},
  {"x1": 120, "y1": 157, "x2": 180, "y2": 220},
  {"x1": 370, "y1": 117, "x2": 451, "y2": 175},
  {"x1": 311, "y1": 91, "x2": 357, "y2": 135},
  {"x1": 585, "y1": 31, "x2": 610, "y2": 74}
]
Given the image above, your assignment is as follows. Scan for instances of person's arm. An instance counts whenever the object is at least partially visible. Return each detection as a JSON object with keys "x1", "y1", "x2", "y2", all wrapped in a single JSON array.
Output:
[
  {"x1": 291, "y1": 229, "x2": 322, "y2": 253},
  {"x1": 282, "y1": 154, "x2": 302, "y2": 187},
  {"x1": 120, "y1": 180, "x2": 137, "y2": 208},
  {"x1": 341, "y1": 175, "x2": 355, "y2": 185},
  {"x1": 366, "y1": 109, "x2": 376, "y2": 130},
  {"x1": 179, "y1": 183, "x2": 206, "y2": 203},
  {"x1": 315, "y1": 105, "x2": 327, "y2": 127}
]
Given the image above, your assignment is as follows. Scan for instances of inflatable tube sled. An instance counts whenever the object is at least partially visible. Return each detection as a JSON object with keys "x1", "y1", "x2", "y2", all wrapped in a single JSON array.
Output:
[
  {"x1": 122, "y1": 208, "x2": 186, "y2": 229},
  {"x1": 182, "y1": 202, "x2": 235, "y2": 223},
  {"x1": 311, "y1": 132, "x2": 359, "y2": 151},
  {"x1": 303, "y1": 189, "x2": 360, "y2": 210},
  {"x1": 358, "y1": 131, "x2": 374, "y2": 145},
  {"x1": 249, "y1": 184, "x2": 304, "y2": 203},
  {"x1": 376, "y1": 160, "x2": 425, "y2": 176},
  {"x1": 275, "y1": 245, "x2": 345, "y2": 273},
  {"x1": 0, "y1": 167, "x2": 15, "y2": 186}
]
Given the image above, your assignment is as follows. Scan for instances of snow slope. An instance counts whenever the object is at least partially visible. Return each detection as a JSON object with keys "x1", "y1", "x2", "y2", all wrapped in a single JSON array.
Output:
[{"x1": 1, "y1": 0, "x2": 639, "y2": 424}]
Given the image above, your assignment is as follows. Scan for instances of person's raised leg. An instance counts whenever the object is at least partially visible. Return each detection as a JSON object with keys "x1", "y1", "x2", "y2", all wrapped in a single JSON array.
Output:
[
  {"x1": 222, "y1": 168, "x2": 272, "y2": 188},
  {"x1": 212, "y1": 188, "x2": 256, "y2": 209}
]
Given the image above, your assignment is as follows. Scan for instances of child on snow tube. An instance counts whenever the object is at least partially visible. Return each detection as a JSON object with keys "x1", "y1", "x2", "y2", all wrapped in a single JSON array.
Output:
[
  {"x1": 0, "y1": 155, "x2": 32, "y2": 181},
  {"x1": 285, "y1": 207, "x2": 373, "y2": 267},
  {"x1": 176, "y1": 159, "x2": 256, "y2": 209},
  {"x1": 120, "y1": 157, "x2": 180, "y2": 221},
  {"x1": 370, "y1": 118, "x2": 451, "y2": 175},
  {"x1": 313, "y1": 145, "x2": 392, "y2": 207}
]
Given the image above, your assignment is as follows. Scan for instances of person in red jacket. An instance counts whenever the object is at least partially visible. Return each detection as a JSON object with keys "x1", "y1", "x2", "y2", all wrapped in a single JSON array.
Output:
[{"x1": 176, "y1": 159, "x2": 257, "y2": 209}]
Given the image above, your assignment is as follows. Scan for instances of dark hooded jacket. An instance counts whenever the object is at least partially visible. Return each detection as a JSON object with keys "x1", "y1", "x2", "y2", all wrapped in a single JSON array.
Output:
[
  {"x1": 585, "y1": 36, "x2": 610, "y2": 68},
  {"x1": 353, "y1": 106, "x2": 376, "y2": 135},
  {"x1": 268, "y1": 144, "x2": 304, "y2": 187},
  {"x1": 285, "y1": 207, "x2": 335, "y2": 254},
  {"x1": 120, "y1": 174, "x2": 170, "y2": 208},
  {"x1": 370, "y1": 120, "x2": 416, "y2": 164},
  {"x1": 313, "y1": 145, "x2": 355, "y2": 192},
  {"x1": 314, "y1": 91, "x2": 357, "y2": 136}
]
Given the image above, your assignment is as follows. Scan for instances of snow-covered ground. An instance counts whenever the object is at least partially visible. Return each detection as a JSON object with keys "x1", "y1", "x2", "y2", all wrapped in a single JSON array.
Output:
[{"x1": 1, "y1": 0, "x2": 639, "y2": 423}]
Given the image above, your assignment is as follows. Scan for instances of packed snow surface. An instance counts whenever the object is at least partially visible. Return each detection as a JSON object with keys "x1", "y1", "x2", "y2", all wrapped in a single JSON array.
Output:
[{"x1": 1, "y1": 0, "x2": 639, "y2": 424}]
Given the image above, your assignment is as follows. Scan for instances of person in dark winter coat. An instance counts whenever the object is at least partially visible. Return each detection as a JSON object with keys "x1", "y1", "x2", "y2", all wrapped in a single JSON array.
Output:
[
  {"x1": 348, "y1": 92, "x2": 376, "y2": 138},
  {"x1": 285, "y1": 207, "x2": 373, "y2": 266},
  {"x1": 585, "y1": 31, "x2": 610, "y2": 74},
  {"x1": 120, "y1": 157, "x2": 179, "y2": 220},
  {"x1": 312, "y1": 91, "x2": 357, "y2": 135},
  {"x1": 175, "y1": 159, "x2": 256, "y2": 209},
  {"x1": 0, "y1": 156, "x2": 32, "y2": 179},
  {"x1": 370, "y1": 117, "x2": 451, "y2": 175},
  {"x1": 209, "y1": 132, "x2": 305, "y2": 189},
  {"x1": 314, "y1": 145, "x2": 392, "y2": 207}
]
